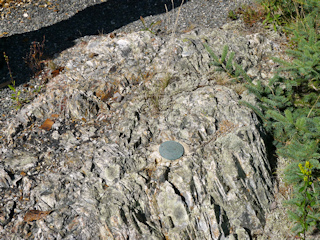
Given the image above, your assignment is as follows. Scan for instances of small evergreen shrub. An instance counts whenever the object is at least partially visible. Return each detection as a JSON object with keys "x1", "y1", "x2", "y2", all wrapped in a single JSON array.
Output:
[{"x1": 204, "y1": 0, "x2": 320, "y2": 238}]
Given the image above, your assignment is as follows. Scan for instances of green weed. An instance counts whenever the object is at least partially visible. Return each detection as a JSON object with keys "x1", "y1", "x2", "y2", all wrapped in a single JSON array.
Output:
[
  {"x1": 3, "y1": 52, "x2": 22, "y2": 109},
  {"x1": 287, "y1": 161, "x2": 320, "y2": 239},
  {"x1": 228, "y1": 10, "x2": 239, "y2": 20},
  {"x1": 140, "y1": 16, "x2": 162, "y2": 35}
]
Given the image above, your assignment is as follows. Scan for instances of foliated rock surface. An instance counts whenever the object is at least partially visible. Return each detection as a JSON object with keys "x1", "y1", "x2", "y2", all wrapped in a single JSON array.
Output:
[{"x1": 0, "y1": 20, "x2": 290, "y2": 239}]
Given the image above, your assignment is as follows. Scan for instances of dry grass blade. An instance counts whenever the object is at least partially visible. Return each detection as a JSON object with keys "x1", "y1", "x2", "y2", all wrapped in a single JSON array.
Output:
[{"x1": 162, "y1": 0, "x2": 184, "y2": 84}]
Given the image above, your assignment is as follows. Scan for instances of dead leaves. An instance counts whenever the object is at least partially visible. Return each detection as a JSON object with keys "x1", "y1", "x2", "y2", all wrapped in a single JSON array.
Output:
[
  {"x1": 23, "y1": 210, "x2": 52, "y2": 222},
  {"x1": 39, "y1": 114, "x2": 59, "y2": 131},
  {"x1": 39, "y1": 119, "x2": 54, "y2": 131},
  {"x1": 51, "y1": 66, "x2": 64, "y2": 78},
  {"x1": 95, "y1": 87, "x2": 122, "y2": 103},
  {"x1": 95, "y1": 88, "x2": 115, "y2": 102}
]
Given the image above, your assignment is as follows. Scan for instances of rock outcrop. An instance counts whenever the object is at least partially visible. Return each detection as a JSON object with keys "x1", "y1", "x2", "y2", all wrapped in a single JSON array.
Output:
[{"x1": 0, "y1": 20, "x2": 288, "y2": 239}]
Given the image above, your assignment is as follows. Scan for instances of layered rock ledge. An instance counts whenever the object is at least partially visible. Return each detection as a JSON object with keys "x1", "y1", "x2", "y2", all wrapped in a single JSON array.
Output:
[{"x1": 0, "y1": 20, "x2": 291, "y2": 239}]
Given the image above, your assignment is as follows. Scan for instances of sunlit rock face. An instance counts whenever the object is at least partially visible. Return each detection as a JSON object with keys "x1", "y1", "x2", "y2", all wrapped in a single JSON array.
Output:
[{"x1": 0, "y1": 20, "x2": 287, "y2": 239}]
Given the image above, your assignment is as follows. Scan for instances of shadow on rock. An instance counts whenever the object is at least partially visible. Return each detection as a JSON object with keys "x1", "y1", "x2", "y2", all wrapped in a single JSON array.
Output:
[{"x1": 0, "y1": 0, "x2": 185, "y2": 86}]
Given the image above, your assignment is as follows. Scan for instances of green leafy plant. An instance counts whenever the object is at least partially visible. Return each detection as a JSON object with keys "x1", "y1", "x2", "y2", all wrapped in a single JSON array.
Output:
[
  {"x1": 257, "y1": 0, "x2": 296, "y2": 31},
  {"x1": 203, "y1": 44, "x2": 235, "y2": 75},
  {"x1": 228, "y1": 10, "x2": 238, "y2": 20},
  {"x1": 203, "y1": 44, "x2": 236, "y2": 79},
  {"x1": 239, "y1": 4, "x2": 320, "y2": 236},
  {"x1": 3, "y1": 52, "x2": 22, "y2": 109},
  {"x1": 202, "y1": 43, "x2": 252, "y2": 85},
  {"x1": 287, "y1": 161, "x2": 320, "y2": 239},
  {"x1": 33, "y1": 85, "x2": 42, "y2": 94},
  {"x1": 140, "y1": 16, "x2": 162, "y2": 35},
  {"x1": 203, "y1": 1, "x2": 320, "y2": 235},
  {"x1": 256, "y1": 0, "x2": 320, "y2": 32}
]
